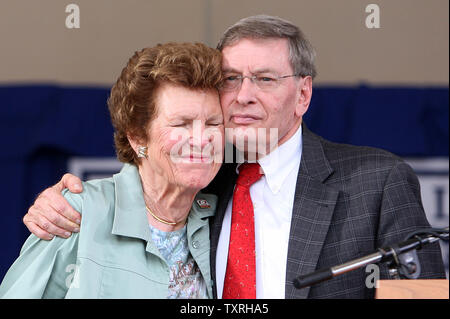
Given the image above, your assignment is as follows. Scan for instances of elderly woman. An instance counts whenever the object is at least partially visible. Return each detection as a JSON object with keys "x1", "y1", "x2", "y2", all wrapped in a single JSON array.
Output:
[{"x1": 0, "y1": 42, "x2": 224, "y2": 298}]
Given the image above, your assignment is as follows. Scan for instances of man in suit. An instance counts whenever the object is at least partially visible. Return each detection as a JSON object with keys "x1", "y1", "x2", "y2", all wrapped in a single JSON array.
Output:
[{"x1": 23, "y1": 15, "x2": 445, "y2": 298}]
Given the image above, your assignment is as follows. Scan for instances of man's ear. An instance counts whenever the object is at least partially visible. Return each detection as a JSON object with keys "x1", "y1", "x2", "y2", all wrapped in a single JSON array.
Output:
[{"x1": 295, "y1": 76, "x2": 313, "y2": 117}]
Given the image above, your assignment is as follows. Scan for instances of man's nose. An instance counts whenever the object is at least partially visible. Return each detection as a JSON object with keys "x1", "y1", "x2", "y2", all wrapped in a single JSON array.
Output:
[{"x1": 236, "y1": 77, "x2": 257, "y2": 106}]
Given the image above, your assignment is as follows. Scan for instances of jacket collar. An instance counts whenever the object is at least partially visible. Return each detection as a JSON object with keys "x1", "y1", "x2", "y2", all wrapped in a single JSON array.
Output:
[
  {"x1": 111, "y1": 164, "x2": 216, "y2": 244},
  {"x1": 112, "y1": 164, "x2": 151, "y2": 242},
  {"x1": 298, "y1": 124, "x2": 334, "y2": 183}
]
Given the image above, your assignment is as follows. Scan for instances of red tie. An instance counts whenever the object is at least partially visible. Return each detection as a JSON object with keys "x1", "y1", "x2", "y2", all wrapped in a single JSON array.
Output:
[{"x1": 222, "y1": 163, "x2": 263, "y2": 299}]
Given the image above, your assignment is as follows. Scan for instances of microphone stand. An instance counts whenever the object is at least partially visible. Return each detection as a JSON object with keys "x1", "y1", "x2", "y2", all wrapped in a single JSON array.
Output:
[{"x1": 293, "y1": 227, "x2": 448, "y2": 289}]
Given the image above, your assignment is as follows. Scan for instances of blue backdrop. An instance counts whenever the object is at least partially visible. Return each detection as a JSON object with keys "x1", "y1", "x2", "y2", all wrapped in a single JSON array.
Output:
[{"x1": 0, "y1": 84, "x2": 448, "y2": 281}]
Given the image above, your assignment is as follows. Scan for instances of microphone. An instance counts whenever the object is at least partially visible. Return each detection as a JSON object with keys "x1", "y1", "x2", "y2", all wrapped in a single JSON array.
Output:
[
  {"x1": 293, "y1": 227, "x2": 448, "y2": 289},
  {"x1": 293, "y1": 268, "x2": 333, "y2": 289},
  {"x1": 294, "y1": 252, "x2": 382, "y2": 289}
]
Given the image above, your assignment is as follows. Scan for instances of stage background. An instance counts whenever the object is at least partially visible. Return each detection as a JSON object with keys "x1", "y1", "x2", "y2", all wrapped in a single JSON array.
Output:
[{"x1": 0, "y1": 0, "x2": 448, "y2": 282}]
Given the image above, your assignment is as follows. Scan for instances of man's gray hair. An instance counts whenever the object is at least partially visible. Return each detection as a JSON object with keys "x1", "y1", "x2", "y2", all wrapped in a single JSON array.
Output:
[{"x1": 217, "y1": 15, "x2": 317, "y2": 79}]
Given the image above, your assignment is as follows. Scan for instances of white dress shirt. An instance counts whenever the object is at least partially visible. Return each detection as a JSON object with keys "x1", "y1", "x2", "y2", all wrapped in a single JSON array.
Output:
[{"x1": 216, "y1": 125, "x2": 303, "y2": 299}]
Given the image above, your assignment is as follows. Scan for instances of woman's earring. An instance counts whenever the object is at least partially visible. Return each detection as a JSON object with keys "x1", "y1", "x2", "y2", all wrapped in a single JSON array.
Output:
[{"x1": 137, "y1": 146, "x2": 148, "y2": 158}]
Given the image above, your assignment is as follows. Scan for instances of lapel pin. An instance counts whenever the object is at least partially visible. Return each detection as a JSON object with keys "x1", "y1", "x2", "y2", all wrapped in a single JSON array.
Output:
[{"x1": 196, "y1": 199, "x2": 211, "y2": 209}]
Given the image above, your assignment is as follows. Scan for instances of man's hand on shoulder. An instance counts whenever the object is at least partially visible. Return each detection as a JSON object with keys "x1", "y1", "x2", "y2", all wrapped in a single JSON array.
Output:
[{"x1": 23, "y1": 173, "x2": 83, "y2": 240}]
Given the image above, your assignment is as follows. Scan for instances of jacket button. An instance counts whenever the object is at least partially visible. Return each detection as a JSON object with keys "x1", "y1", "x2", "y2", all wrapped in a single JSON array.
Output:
[{"x1": 192, "y1": 241, "x2": 200, "y2": 249}]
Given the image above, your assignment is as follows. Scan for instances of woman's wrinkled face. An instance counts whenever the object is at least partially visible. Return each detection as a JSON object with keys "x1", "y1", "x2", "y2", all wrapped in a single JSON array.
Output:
[{"x1": 138, "y1": 83, "x2": 224, "y2": 190}]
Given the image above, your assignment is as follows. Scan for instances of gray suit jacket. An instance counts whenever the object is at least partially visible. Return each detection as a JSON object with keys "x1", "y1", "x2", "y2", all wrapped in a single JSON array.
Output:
[{"x1": 206, "y1": 125, "x2": 445, "y2": 299}]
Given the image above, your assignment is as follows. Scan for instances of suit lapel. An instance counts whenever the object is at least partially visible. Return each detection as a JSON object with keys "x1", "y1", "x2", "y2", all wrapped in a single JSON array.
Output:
[
  {"x1": 208, "y1": 162, "x2": 238, "y2": 298},
  {"x1": 285, "y1": 125, "x2": 340, "y2": 299}
]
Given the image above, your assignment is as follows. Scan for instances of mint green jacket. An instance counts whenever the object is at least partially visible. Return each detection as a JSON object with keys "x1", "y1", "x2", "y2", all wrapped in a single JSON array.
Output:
[{"x1": 0, "y1": 164, "x2": 216, "y2": 299}]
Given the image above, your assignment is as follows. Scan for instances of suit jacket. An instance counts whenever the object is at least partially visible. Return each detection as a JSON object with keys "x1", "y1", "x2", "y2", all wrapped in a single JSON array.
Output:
[{"x1": 205, "y1": 125, "x2": 445, "y2": 299}]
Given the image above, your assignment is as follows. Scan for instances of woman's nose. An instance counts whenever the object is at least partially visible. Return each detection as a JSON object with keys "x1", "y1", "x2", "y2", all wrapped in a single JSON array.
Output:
[{"x1": 190, "y1": 122, "x2": 211, "y2": 148}]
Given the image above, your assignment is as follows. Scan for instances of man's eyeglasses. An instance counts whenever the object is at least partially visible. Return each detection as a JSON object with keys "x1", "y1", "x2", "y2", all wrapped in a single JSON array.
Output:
[{"x1": 219, "y1": 73, "x2": 301, "y2": 92}]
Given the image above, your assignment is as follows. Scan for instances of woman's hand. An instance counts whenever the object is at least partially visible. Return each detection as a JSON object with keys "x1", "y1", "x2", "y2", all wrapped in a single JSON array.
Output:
[{"x1": 23, "y1": 174, "x2": 83, "y2": 240}]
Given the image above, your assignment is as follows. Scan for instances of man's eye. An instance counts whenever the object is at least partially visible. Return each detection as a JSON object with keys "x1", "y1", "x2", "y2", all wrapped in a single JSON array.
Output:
[
  {"x1": 225, "y1": 76, "x2": 239, "y2": 81},
  {"x1": 257, "y1": 76, "x2": 275, "y2": 82}
]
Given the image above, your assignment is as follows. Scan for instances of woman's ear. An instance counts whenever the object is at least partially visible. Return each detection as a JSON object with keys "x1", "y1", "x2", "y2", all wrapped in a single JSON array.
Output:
[
  {"x1": 127, "y1": 134, "x2": 146, "y2": 153},
  {"x1": 128, "y1": 134, "x2": 148, "y2": 159},
  {"x1": 295, "y1": 76, "x2": 313, "y2": 117},
  {"x1": 127, "y1": 134, "x2": 139, "y2": 154}
]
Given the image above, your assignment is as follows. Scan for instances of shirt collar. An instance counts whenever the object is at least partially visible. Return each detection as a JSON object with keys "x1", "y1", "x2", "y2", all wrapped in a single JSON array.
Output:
[{"x1": 236, "y1": 124, "x2": 303, "y2": 194}]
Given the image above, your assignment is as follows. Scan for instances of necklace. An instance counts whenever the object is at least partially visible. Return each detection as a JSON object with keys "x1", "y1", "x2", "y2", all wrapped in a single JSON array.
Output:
[{"x1": 145, "y1": 205, "x2": 177, "y2": 226}]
